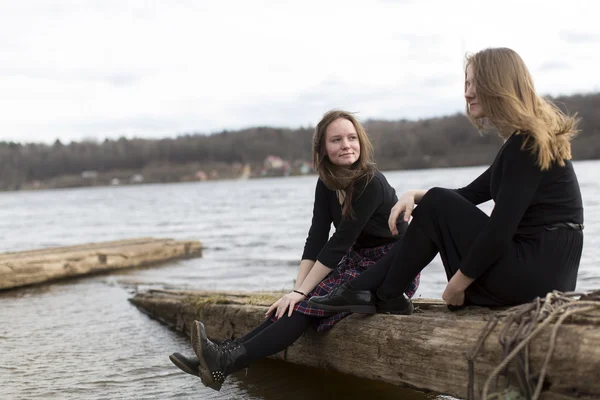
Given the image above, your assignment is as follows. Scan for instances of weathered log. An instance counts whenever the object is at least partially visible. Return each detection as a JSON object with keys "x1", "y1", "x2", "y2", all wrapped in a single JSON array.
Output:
[
  {"x1": 129, "y1": 289, "x2": 600, "y2": 400},
  {"x1": 0, "y1": 238, "x2": 202, "y2": 290}
]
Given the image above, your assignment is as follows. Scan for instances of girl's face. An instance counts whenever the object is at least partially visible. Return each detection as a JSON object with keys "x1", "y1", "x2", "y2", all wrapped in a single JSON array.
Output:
[
  {"x1": 465, "y1": 64, "x2": 484, "y2": 118},
  {"x1": 324, "y1": 118, "x2": 361, "y2": 167}
]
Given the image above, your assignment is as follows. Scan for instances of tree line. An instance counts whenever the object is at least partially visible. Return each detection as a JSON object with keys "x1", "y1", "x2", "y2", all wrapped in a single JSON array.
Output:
[{"x1": 1, "y1": 92, "x2": 599, "y2": 191}]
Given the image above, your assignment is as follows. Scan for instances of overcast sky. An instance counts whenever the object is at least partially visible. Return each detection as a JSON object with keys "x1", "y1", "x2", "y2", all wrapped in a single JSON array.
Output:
[{"x1": 1, "y1": 0, "x2": 599, "y2": 144}]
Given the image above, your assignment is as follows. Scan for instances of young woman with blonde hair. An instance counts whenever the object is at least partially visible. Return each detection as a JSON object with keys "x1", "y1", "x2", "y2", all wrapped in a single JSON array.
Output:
[
  {"x1": 309, "y1": 47, "x2": 584, "y2": 313},
  {"x1": 168, "y1": 109, "x2": 420, "y2": 390}
]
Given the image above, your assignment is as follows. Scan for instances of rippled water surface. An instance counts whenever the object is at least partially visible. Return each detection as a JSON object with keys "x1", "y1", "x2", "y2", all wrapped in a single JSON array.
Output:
[{"x1": 1, "y1": 161, "x2": 598, "y2": 399}]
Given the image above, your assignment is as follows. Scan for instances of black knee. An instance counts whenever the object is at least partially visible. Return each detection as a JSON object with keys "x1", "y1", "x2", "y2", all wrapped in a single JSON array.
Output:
[{"x1": 415, "y1": 187, "x2": 457, "y2": 215}]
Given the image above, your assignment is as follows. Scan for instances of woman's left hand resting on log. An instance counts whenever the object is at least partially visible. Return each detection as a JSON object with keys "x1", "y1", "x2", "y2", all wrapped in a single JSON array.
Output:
[{"x1": 265, "y1": 261, "x2": 332, "y2": 319}]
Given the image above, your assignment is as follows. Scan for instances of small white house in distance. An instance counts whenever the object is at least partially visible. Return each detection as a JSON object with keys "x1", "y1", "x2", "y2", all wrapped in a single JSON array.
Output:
[{"x1": 130, "y1": 174, "x2": 144, "y2": 184}]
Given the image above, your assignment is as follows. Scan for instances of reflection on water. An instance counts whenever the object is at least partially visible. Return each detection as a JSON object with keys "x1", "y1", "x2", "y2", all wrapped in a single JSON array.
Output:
[
  {"x1": 230, "y1": 359, "x2": 440, "y2": 400},
  {"x1": 1, "y1": 160, "x2": 598, "y2": 399}
]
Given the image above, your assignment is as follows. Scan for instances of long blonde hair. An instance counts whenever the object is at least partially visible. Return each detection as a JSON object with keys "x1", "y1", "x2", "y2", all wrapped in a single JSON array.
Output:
[
  {"x1": 465, "y1": 47, "x2": 579, "y2": 170},
  {"x1": 313, "y1": 110, "x2": 375, "y2": 218}
]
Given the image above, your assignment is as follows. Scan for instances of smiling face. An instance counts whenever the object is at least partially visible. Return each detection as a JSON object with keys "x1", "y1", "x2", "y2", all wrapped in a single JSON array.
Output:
[
  {"x1": 465, "y1": 63, "x2": 484, "y2": 119},
  {"x1": 324, "y1": 117, "x2": 361, "y2": 167}
]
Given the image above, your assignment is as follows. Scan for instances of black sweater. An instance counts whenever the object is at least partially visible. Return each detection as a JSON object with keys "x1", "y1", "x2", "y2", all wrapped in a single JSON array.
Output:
[
  {"x1": 302, "y1": 171, "x2": 405, "y2": 269},
  {"x1": 454, "y1": 133, "x2": 584, "y2": 279}
]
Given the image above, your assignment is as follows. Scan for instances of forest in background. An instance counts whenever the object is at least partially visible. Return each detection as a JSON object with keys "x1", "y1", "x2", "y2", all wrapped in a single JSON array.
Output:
[{"x1": 1, "y1": 92, "x2": 599, "y2": 191}]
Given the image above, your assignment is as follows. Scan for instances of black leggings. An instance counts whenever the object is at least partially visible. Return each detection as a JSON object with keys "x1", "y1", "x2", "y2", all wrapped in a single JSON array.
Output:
[
  {"x1": 240, "y1": 312, "x2": 316, "y2": 363},
  {"x1": 348, "y1": 220, "x2": 437, "y2": 293},
  {"x1": 349, "y1": 187, "x2": 583, "y2": 306}
]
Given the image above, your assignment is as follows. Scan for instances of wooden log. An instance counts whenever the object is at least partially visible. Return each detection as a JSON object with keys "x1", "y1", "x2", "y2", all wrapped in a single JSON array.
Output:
[
  {"x1": 129, "y1": 289, "x2": 600, "y2": 400},
  {"x1": 0, "y1": 238, "x2": 202, "y2": 290}
]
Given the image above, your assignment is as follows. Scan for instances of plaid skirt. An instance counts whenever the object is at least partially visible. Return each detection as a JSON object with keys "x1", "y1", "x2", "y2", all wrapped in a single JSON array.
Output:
[{"x1": 279, "y1": 242, "x2": 420, "y2": 333}]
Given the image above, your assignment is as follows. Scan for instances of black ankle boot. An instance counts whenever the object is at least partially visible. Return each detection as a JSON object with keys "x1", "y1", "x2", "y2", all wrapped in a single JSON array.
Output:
[
  {"x1": 169, "y1": 338, "x2": 242, "y2": 378},
  {"x1": 191, "y1": 320, "x2": 249, "y2": 391},
  {"x1": 375, "y1": 291, "x2": 414, "y2": 315},
  {"x1": 169, "y1": 352, "x2": 200, "y2": 377},
  {"x1": 308, "y1": 282, "x2": 376, "y2": 314}
]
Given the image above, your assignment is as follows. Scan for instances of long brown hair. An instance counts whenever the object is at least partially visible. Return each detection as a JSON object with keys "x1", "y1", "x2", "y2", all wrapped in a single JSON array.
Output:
[
  {"x1": 465, "y1": 47, "x2": 579, "y2": 170},
  {"x1": 313, "y1": 110, "x2": 375, "y2": 218}
]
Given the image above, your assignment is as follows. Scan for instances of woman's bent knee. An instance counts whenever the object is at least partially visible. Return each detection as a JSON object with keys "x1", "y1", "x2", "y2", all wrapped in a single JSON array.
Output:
[{"x1": 417, "y1": 187, "x2": 459, "y2": 213}]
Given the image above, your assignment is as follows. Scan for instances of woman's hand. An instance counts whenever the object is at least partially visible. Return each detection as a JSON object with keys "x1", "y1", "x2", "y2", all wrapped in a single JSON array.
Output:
[
  {"x1": 442, "y1": 284, "x2": 465, "y2": 306},
  {"x1": 442, "y1": 270, "x2": 473, "y2": 307},
  {"x1": 265, "y1": 298, "x2": 281, "y2": 319},
  {"x1": 388, "y1": 191, "x2": 416, "y2": 234},
  {"x1": 265, "y1": 291, "x2": 306, "y2": 319}
]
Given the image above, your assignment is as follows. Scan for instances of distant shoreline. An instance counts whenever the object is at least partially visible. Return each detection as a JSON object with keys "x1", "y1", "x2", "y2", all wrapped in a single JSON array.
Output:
[
  {"x1": 9, "y1": 158, "x2": 599, "y2": 193},
  {"x1": 2, "y1": 92, "x2": 599, "y2": 192}
]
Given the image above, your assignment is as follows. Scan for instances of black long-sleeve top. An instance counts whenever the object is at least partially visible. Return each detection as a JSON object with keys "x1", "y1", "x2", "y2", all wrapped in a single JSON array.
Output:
[
  {"x1": 302, "y1": 171, "x2": 406, "y2": 269},
  {"x1": 454, "y1": 133, "x2": 584, "y2": 279}
]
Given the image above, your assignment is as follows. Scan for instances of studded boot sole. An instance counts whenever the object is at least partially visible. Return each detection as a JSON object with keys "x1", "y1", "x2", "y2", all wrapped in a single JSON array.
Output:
[{"x1": 191, "y1": 320, "x2": 224, "y2": 391}]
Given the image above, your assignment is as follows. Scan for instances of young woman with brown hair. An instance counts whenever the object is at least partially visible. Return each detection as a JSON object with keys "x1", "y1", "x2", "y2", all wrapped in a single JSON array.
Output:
[
  {"x1": 168, "y1": 109, "x2": 420, "y2": 390},
  {"x1": 309, "y1": 47, "x2": 584, "y2": 312}
]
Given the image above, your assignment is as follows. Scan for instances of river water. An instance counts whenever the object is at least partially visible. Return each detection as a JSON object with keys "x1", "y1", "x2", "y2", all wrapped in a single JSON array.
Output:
[{"x1": 1, "y1": 161, "x2": 598, "y2": 400}]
